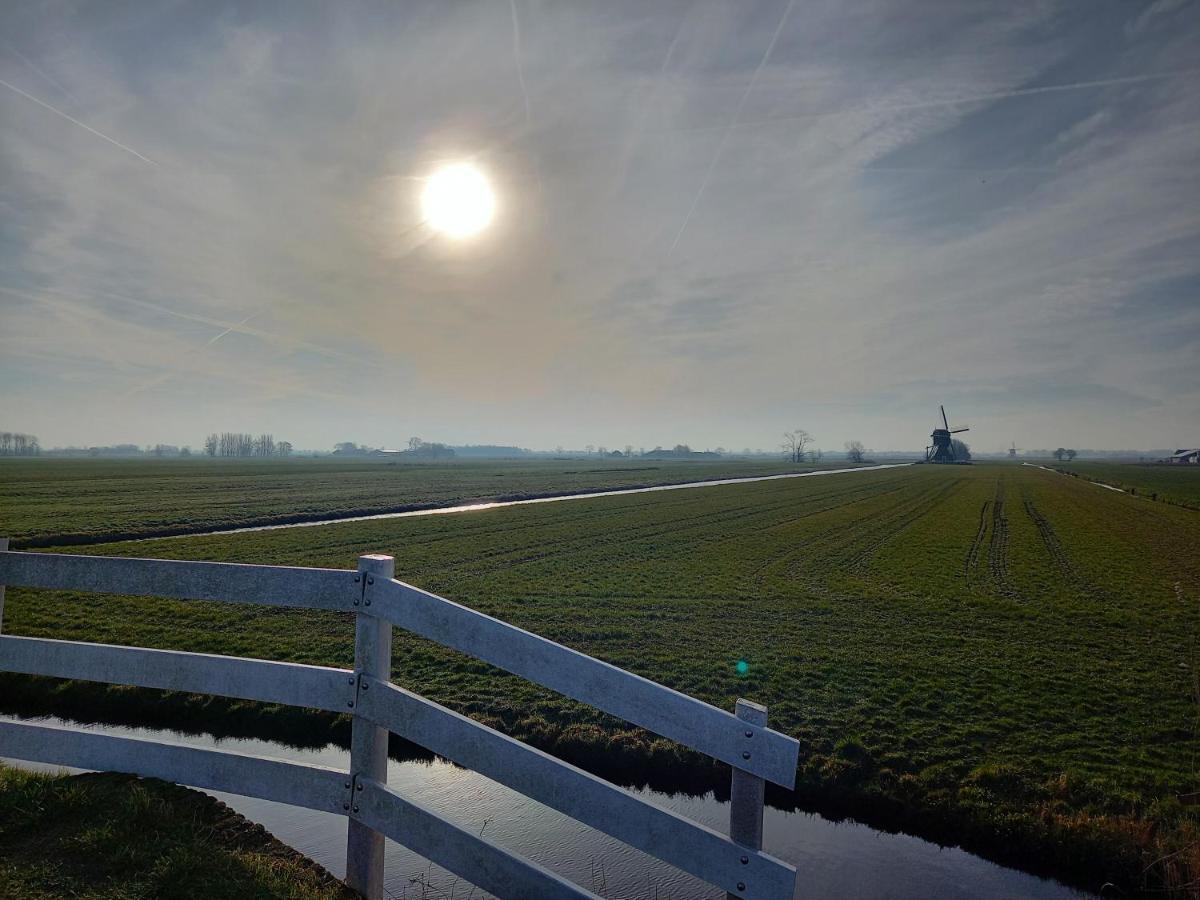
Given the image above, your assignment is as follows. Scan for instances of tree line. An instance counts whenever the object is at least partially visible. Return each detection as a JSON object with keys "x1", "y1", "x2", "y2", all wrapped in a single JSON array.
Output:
[
  {"x1": 202, "y1": 433, "x2": 292, "y2": 457},
  {"x1": 0, "y1": 432, "x2": 40, "y2": 456}
]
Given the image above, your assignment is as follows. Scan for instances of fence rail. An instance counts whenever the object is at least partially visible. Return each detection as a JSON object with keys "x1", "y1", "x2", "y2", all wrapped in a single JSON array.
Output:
[{"x1": 0, "y1": 547, "x2": 799, "y2": 900}]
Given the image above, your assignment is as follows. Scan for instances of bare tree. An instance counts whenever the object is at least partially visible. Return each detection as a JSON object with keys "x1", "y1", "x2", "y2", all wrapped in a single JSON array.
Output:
[
  {"x1": 204, "y1": 433, "x2": 218, "y2": 457},
  {"x1": 845, "y1": 440, "x2": 865, "y2": 463},
  {"x1": 277, "y1": 441, "x2": 293, "y2": 457},
  {"x1": 781, "y1": 429, "x2": 812, "y2": 464},
  {"x1": 0, "y1": 432, "x2": 40, "y2": 456},
  {"x1": 408, "y1": 436, "x2": 423, "y2": 451}
]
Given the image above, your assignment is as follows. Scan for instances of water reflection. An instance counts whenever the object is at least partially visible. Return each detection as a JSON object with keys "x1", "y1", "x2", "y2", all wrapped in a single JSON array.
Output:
[{"x1": 1, "y1": 715, "x2": 1091, "y2": 899}]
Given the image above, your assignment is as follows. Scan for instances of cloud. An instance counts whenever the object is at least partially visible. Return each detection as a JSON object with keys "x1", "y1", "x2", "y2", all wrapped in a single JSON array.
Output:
[{"x1": 0, "y1": 1, "x2": 1197, "y2": 451}]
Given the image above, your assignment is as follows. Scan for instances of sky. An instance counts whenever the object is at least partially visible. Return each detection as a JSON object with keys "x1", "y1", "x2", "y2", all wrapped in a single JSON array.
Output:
[{"x1": 1, "y1": 1, "x2": 1198, "y2": 453}]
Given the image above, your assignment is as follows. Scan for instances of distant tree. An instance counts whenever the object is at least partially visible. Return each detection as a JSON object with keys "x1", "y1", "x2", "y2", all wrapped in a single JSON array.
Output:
[
  {"x1": 0, "y1": 432, "x2": 40, "y2": 456},
  {"x1": 180, "y1": 446, "x2": 192, "y2": 457},
  {"x1": 1054, "y1": 447, "x2": 1066, "y2": 461},
  {"x1": 624, "y1": 445, "x2": 634, "y2": 457},
  {"x1": 952, "y1": 439, "x2": 972, "y2": 461},
  {"x1": 781, "y1": 429, "x2": 812, "y2": 464},
  {"x1": 277, "y1": 441, "x2": 292, "y2": 457},
  {"x1": 845, "y1": 440, "x2": 865, "y2": 463},
  {"x1": 673, "y1": 444, "x2": 691, "y2": 454},
  {"x1": 585, "y1": 444, "x2": 595, "y2": 456},
  {"x1": 408, "y1": 437, "x2": 423, "y2": 451},
  {"x1": 204, "y1": 433, "x2": 218, "y2": 457},
  {"x1": 1065, "y1": 448, "x2": 1077, "y2": 461}
]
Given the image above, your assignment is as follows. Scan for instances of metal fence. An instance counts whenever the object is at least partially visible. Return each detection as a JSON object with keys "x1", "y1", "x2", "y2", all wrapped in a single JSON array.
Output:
[{"x1": 0, "y1": 544, "x2": 799, "y2": 900}]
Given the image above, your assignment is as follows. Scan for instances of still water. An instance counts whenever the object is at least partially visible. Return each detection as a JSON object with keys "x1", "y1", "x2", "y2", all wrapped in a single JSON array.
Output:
[{"x1": 2, "y1": 715, "x2": 1091, "y2": 900}]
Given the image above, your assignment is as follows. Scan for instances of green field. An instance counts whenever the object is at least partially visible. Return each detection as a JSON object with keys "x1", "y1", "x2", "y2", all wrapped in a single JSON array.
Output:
[
  {"x1": 0, "y1": 457, "x2": 820, "y2": 546},
  {"x1": 2, "y1": 463, "x2": 1198, "y2": 892},
  {"x1": 0, "y1": 766, "x2": 351, "y2": 899},
  {"x1": 1045, "y1": 460, "x2": 1200, "y2": 509}
]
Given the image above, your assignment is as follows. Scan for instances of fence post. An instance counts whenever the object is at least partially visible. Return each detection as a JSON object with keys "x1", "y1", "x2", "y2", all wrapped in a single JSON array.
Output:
[
  {"x1": 0, "y1": 537, "x2": 8, "y2": 634},
  {"x1": 727, "y1": 698, "x2": 767, "y2": 900},
  {"x1": 345, "y1": 554, "x2": 394, "y2": 900}
]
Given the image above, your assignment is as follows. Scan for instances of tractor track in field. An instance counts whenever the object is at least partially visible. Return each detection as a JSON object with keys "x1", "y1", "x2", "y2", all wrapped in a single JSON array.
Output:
[
  {"x1": 775, "y1": 482, "x2": 942, "y2": 579},
  {"x1": 964, "y1": 499, "x2": 991, "y2": 577},
  {"x1": 745, "y1": 485, "x2": 908, "y2": 581},
  {"x1": 435, "y1": 477, "x2": 906, "y2": 580},
  {"x1": 987, "y1": 481, "x2": 1015, "y2": 596},
  {"x1": 763, "y1": 478, "x2": 962, "y2": 580},
  {"x1": 842, "y1": 478, "x2": 966, "y2": 574},
  {"x1": 1022, "y1": 497, "x2": 1075, "y2": 579}
]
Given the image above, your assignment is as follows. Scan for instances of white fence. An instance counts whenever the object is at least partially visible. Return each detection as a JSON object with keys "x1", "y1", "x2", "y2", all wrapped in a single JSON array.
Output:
[{"x1": 0, "y1": 545, "x2": 799, "y2": 899}]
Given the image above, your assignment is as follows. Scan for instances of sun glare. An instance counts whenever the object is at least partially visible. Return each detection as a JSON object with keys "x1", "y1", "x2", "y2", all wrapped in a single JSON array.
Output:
[{"x1": 420, "y1": 163, "x2": 496, "y2": 239}]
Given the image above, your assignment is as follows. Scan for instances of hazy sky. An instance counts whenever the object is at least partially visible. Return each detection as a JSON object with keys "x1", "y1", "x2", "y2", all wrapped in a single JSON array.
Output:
[{"x1": 2, "y1": 1, "x2": 1197, "y2": 452}]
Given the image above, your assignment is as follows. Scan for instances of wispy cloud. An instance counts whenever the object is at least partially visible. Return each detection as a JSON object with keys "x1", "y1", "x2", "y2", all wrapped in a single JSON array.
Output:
[{"x1": 1, "y1": 1, "x2": 1197, "y2": 451}]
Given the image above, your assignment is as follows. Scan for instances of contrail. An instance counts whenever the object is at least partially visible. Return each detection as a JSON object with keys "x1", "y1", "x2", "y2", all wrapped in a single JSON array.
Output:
[
  {"x1": 0, "y1": 77, "x2": 157, "y2": 165},
  {"x1": 203, "y1": 312, "x2": 259, "y2": 347},
  {"x1": 2, "y1": 42, "x2": 81, "y2": 105},
  {"x1": 667, "y1": 0, "x2": 796, "y2": 256},
  {"x1": 509, "y1": 0, "x2": 531, "y2": 126},
  {"x1": 125, "y1": 313, "x2": 259, "y2": 397}
]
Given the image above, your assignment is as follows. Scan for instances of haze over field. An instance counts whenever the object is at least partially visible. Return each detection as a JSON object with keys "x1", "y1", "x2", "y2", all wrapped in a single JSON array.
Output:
[{"x1": 1, "y1": 1, "x2": 1197, "y2": 452}]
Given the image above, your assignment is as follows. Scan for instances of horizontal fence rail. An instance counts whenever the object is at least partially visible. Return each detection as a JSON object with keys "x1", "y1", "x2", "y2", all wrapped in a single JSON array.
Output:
[
  {"x1": 370, "y1": 576, "x2": 799, "y2": 786},
  {"x1": 0, "y1": 634, "x2": 355, "y2": 712},
  {"x1": 0, "y1": 720, "x2": 350, "y2": 813},
  {"x1": 0, "y1": 548, "x2": 799, "y2": 900},
  {"x1": 0, "y1": 550, "x2": 357, "y2": 611},
  {"x1": 356, "y1": 676, "x2": 796, "y2": 898}
]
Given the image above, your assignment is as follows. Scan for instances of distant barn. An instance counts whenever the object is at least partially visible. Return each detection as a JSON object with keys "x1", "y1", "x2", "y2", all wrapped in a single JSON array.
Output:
[{"x1": 1168, "y1": 448, "x2": 1200, "y2": 464}]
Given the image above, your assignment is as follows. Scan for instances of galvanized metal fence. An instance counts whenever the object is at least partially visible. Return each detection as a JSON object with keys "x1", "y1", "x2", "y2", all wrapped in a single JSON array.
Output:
[{"x1": 0, "y1": 545, "x2": 799, "y2": 899}]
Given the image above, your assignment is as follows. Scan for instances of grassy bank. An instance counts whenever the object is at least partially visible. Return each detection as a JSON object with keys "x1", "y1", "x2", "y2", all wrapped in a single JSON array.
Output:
[
  {"x1": 2, "y1": 464, "x2": 1198, "y2": 893},
  {"x1": 1045, "y1": 460, "x2": 1200, "y2": 510},
  {"x1": 0, "y1": 456, "x2": 820, "y2": 546},
  {"x1": 0, "y1": 765, "x2": 352, "y2": 899}
]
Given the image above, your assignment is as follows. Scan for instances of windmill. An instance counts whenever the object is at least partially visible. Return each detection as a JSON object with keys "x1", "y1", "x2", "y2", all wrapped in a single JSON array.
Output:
[{"x1": 925, "y1": 405, "x2": 970, "y2": 463}]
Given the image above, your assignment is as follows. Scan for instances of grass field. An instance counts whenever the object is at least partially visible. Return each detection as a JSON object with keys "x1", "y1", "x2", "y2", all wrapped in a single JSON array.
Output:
[
  {"x1": 0, "y1": 766, "x2": 352, "y2": 899},
  {"x1": 1044, "y1": 460, "x2": 1200, "y2": 509},
  {"x1": 0, "y1": 457, "x2": 819, "y2": 546},
  {"x1": 2, "y1": 463, "x2": 1199, "y2": 892}
]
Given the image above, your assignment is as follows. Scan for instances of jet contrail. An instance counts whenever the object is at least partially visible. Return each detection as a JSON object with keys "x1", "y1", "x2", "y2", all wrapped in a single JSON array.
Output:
[
  {"x1": 124, "y1": 313, "x2": 259, "y2": 396},
  {"x1": 509, "y1": 0, "x2": 531, "y2": 126},
  {"x1": 667, "y1": 0, "x2": 796, "y2": 255},
  {"x1": 2, "y1": 42, "x2": 81, "y2": 106},
  {"x1": 203, "y1": 312, "x2": 259, "y2": 347},
  {"x1": 0, "y1": 77, "x2": 157, "y2": 165}
]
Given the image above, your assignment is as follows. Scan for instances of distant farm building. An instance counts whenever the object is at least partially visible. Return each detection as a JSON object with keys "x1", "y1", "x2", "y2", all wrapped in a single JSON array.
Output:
[{"x1": 1169, "y1": 448, "x2": 1200, "y2": 464}]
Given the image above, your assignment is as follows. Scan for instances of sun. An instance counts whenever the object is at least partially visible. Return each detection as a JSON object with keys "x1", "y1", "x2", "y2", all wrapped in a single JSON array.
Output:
[{"x1": 420, "y1": 163, "x2": 496, "y2": 239}]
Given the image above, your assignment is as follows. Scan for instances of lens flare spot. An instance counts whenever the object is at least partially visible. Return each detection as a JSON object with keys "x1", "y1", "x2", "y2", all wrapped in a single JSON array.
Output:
[{"x1": 736, "y1": 659, "x2": 749, "y2": 676}]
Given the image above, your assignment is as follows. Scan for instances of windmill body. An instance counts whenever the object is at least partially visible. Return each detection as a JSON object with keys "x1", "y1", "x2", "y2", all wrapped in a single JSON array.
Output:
[{"x1": 925, "y1": 405, "x2": 970, "y2": 463}]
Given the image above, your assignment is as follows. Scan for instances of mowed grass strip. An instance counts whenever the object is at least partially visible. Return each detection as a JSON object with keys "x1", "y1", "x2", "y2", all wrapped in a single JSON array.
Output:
[
  {"x1": 0, "y1": 456, "x2": 822, "y2": 545},
  {"x1": 2, "y1": 464, "x2": 1198, "y2": 891}
]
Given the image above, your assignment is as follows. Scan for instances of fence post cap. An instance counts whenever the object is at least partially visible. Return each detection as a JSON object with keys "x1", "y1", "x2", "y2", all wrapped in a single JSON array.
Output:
[
  {"x1": 734, "y1": 698, "x2": 767, "y2": 724},
  {"x1": 356, "y1": 555, "x2": 394, "y2": 575}
]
